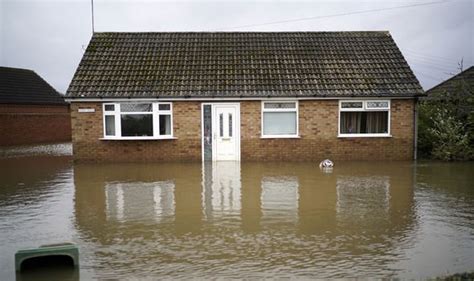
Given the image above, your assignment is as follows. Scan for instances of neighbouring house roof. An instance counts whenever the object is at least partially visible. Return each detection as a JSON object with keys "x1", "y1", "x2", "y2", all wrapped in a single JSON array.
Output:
[
  {"x1": 66, "y1": 32, "x2": 424, "y2": 99},
  {"x1": 0, "y1": 66, "x2": 66, "y2": 105},
  {"x1": 425, "y1": 66, "x2": 474, "y2": 98}
]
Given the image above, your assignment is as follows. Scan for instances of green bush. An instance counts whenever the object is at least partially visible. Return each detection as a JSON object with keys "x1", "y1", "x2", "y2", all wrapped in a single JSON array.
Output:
[
  {"x1": 417, "y1": 71, "x2": 474, "y2": 160},
  {"x1": 427, "y1": 108, "x2": 472, "y2": 160}
]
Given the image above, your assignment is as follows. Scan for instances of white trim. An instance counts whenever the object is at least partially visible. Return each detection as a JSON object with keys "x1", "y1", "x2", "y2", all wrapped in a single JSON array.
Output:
[
  {"x1": 260, "y1": 135, "x2": 301, "y2": 139},
  {"x1": 66, "y1": 96, "x2": 417, "y2": 103},
  {"x1": 338, "y1": 100, "x2": 391, "y2": 137},
  {"x1": 100, "y1": 137, "x2": 177, "y2": 140},
  {"x1": 338, "y1": 134, "x2": 392, "y2": 138},
  {"x1": 261, "y1": 100, "x2": 299, "y2": 138},
  {"x1": 201, "y1": 103, "x2": 241, "y2": 162}
]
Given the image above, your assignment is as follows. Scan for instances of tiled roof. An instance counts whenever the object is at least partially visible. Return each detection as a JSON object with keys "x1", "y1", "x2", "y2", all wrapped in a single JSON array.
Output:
[
  {"x1": 66, "y1": 32, "x2": 424, "y2": 99},
  {"x1": 0, "y1": 66, "x2": 66, "y2": 104},
  {"x1": 425, "y1": 66, "x2": 474, "y2": 97}
]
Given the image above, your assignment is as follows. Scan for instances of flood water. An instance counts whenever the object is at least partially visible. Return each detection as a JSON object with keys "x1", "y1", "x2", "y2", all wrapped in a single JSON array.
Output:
[{"x1": 0, "y1": 145, "x2": 473, "y2": 280}]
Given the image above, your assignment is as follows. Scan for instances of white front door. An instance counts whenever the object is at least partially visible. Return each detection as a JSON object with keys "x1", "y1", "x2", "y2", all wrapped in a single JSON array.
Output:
[{"x1": 212, "y1": 104, "x2": 240, "y2": 161}]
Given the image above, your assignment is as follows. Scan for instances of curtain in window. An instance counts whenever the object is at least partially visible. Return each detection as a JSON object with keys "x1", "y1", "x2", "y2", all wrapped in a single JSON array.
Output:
[
  {"x1": 366, "y1": 112, "x2": 388, "y2": 133},
  {"x1": 341, "y1": 112, "x2": 388, "y2": 134},
  {"x1": 340, "y1": 112, "x2": 362, "y2": 134}
]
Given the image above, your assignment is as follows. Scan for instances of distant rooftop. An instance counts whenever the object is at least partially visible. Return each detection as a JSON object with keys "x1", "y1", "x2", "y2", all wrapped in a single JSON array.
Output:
[
  {"x1": 0, "y1": 66, "x2": 65, "y2": 105},
  {"x1": 426, "y1": 66, "x2": 474, "y2": 96},
  {"x1": 66, "y1": 31, "x2": 424, "y2": 99}
]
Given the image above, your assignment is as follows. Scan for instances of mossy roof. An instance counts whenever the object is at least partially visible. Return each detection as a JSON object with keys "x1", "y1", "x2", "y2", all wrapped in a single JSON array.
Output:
[{"x1": 66, "y1": 32, "x2": 424, "y2": 99}]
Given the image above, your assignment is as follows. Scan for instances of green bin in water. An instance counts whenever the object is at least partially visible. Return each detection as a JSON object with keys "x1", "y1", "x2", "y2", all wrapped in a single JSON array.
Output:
[{"x1": 15, "y1": 243, "x2": 79, "y2": 272}]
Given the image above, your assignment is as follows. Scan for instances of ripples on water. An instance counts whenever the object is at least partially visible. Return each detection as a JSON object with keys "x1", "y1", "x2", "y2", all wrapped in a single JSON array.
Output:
[{"x1": 0, "y1": 147, "x2": 473, "y2": 280}]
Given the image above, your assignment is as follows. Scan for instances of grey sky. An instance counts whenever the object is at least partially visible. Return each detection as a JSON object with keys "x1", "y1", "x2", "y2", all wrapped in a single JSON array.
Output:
[{"x1": 1, "y1": 0, "x2": 473, "y2": 94}]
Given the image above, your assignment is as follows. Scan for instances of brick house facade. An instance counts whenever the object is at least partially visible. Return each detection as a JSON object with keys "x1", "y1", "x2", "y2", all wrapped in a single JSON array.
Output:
[
  {"x1": 66, "y1": 32, "x2": 423, "y2": 162},
  {"x1": 0, "y1": 67, "x2": 71, "y2": 146},
  {"x1": 70, "y1": 99, "x2": 414, "y2": 162}
]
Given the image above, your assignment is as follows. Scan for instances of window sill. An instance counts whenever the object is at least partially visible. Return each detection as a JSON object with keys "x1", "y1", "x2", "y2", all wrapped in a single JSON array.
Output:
[
  {"x1": 260, "y1": 135, "x2": 301, "y2": 139},
  {"x1": 338, "y1": 134, "x2": 392, "y2": 138},
  {"x1": 100, "y1": 137, "x2": 177, "y2": 141}
]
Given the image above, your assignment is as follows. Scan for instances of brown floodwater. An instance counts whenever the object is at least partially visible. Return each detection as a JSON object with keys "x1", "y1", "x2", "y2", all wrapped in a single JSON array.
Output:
[{"x1": 0, "y1": 144, "x2": 473, "y2": 280}]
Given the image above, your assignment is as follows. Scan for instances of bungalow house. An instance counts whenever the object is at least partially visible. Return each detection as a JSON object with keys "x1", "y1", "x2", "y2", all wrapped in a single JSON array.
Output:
[
  {"x1": 65, "y1": 32, "x2": 424, "y2": 162},
  {"x1": 0, "y1": 66, "x2": 71, "y2": 146}
]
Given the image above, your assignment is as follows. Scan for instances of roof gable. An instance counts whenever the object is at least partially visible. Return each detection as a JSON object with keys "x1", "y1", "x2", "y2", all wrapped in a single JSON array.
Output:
[
  {"x1": 66, "y1": 32, "x2": 424, "y2": 99},
  {"x1": 0, "y1": 66, "x2": 65, "y2": 105}
]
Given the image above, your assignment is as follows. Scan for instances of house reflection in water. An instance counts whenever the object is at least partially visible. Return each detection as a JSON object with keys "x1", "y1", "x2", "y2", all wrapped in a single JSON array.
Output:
[
  {"x1": 202, "y1": 162, "x2": 241, "y2": 220},
  {"x1": 73, "y1": 161, "x2": 416, "y2": 276},
  {"x1": 261, "y1": 176, "x2": 299, "y2": 225},
  {"x1": 105, "y1": 181, "x2": 175, "y2": 223}
]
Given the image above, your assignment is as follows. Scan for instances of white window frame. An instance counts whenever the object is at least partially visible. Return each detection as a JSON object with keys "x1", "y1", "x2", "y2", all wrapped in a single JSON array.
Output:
[
  {"x1": 261, "y1": 101, "x2": 299, "y2": 138},
  {"x1": 338, "y1": 100, "x2": 391, "y2": 138},
  {"x1": 102, "y1": 102, "x2": 174, "y2": 140}
]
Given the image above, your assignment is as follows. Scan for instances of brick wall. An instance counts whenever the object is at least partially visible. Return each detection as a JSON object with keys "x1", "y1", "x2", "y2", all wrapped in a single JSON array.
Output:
[
  {"x1": 71, "y1": 102, "x2": 202, "y2": 162},
  {"x1": 71, "y1": 99, "x2": 414, "y2": 162},
  {"x1": 241, "y1": 99, "x2": 414, "y2": 161},
  {"x1": 0, "y1": 104, "x2": 71, "y2": 146}
]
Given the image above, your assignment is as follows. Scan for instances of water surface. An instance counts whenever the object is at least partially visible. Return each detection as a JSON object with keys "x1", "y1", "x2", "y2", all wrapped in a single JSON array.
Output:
[{"x1": 0, "y1": 150, "x2": 473, "y2": 279}]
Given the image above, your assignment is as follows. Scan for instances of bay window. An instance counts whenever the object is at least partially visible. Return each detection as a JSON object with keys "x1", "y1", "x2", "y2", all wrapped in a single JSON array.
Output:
[
  {"x1": 339, "y1": 100, "x2": 390, "y2": 137},
  {"x1": 103, "y1": 102, "x2": 173, "y2": 139},
  {"x1": 262, "y1": 101, "x2": 298, "y2": 137}
]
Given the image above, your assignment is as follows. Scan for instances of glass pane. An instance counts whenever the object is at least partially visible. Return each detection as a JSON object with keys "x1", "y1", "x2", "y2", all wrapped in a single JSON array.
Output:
[
  {"x1": 341, "y1": 101, "x2": 363, "y2": 109},
  {"x1": 229, "y1": 113, "x2": 233, "y2": 137},
  {"x1": 263, "y1": 112, "x2": 297, "y2": 135},
  {"x1": 121, "y1": 114, "x2": 153, "y2": 136},
  {"x1": 264, "y1": 102, "x2": 296, "y2": 109},
  {"x1": 105, "y1": 115, "x2": 115, "y2": 136},
  {"x1": 340, "y1": 111, "x2": 388, "y2": 134},
  {"x1": 366, "y1": 101, "x2": 389, "y2": 109},
  {"x1": 366, "y1": 111, "x2": 388, "y2": 133},
  {"x1": 219, "y1": 113, "x2": 223, "y2": 137},
  {"x1": 158, "y1": 104, "x2": 171, "y2": 111},
  {"x1": 104, "y1": 104, "x2": 115, "y2": 111},
  {"x1": 159, "y1": 115, "x2": 171, "y2": 135},
  {"x1": 340, "y1": 112, "x2": 362, "y2": 133},
  {"x1": 120, "y1": 103, "x2": 152, "y2": 112},
  {"x1": 203, "y1": 105, "x2": 212, "y2": 161}
]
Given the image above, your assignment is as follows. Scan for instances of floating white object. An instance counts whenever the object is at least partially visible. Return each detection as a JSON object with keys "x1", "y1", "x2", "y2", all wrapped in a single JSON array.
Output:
[{"x1": 319, "y1": 159, "x2": 334, "y2": 169}]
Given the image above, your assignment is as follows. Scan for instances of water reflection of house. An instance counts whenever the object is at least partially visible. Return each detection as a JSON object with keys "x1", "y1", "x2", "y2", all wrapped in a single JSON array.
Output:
[
  {"x1": 74, "y1": 162, "x2": 416, "y2": 257},
  {"x1": 73, "y1": 163, "x2": 204, "y2": 242},
  {"x1": 202, "y1": 162, "x2": 241, "y2": 220},
  {"x1": 105, "y1": 181, "x2": 175, "y2": 223}
]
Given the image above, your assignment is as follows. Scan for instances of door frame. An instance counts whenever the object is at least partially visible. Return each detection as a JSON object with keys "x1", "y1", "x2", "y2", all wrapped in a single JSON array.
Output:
[{"x1": 201, "y1": 103, "x2": 241, "y2": 161}]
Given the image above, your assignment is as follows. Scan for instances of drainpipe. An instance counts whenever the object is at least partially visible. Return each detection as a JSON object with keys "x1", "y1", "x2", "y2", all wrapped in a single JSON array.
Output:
[{"x1": 413, "y1": 97, "x2": 419, "y2": 161}]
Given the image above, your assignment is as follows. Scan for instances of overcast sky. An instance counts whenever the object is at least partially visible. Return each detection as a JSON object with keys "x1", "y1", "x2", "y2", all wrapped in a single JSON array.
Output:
[{"x1": 1, "y1": 0, "x2": 473, "y2": 93}]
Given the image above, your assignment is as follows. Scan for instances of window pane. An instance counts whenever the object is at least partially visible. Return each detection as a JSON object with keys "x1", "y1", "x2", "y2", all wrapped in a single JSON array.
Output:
[
  {"x1": 229, "y1": 113, "x2": 233, "y2": 137},
  {"x1": 264, "y1": 102, "x2": 296, "y2": 109},
  {"x1": 203, "y1": 105, "x2": 212, "y2": 161},
  {"x1": 159, "y1": 115, "x2": 171, "y2": 135},
  {"x1": 366, "y1": 111, "x2": 388, "y2": 133},
  {"x1": 219, "y1": 113, "x2": 223, "y2": 137},
  {"x1": 159, "y1": 104, "x2": 170, "y2": 111},
  {"x1": 120, "y1": 103, "x2": 152, "y2": 112},
  {"x1": 105, "y1": 115, "x2": 115, "y2": 136},
  {"x1": 263, "y1": 112, "x2": 297, "y2": 135},
  {"x1": 341, "y1": 101, "x2": 363, "y2": 109},
  {"x1": 366, "y1": 101, "x2": 389, "y2": 109},
  {"x1": 104, "y1": 104, "x2": 115, "y2": 111},
  {"x1": 121, "y1": 114, "x2": 153, "y2": 136},
  {"x1": 340, "y1": 111, "x2": 388, "y2": 134}
]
